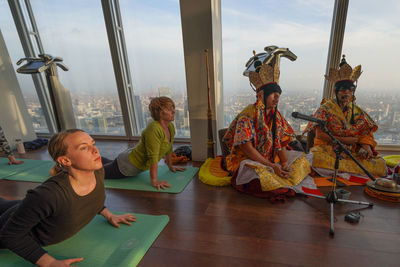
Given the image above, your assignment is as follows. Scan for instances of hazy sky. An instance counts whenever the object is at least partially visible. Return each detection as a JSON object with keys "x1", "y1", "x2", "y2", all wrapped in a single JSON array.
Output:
[{"x1": 1, "y1": 0, "x2": 399, "y2": 96}]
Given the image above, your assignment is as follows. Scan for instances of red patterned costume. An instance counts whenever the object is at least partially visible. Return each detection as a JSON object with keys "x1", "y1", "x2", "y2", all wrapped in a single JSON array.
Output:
[
  {"x1": 224, "y1": 93, "x2": 295, "y2": 173},
  {"x1": 222, "y1": 47, "x2": 311, "y2": 196}
]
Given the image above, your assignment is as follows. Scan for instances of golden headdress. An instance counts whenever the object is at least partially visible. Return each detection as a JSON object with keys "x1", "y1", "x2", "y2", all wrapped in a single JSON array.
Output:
[
  {"x1": 325, "y1": 55, "x2": 362, "y2": 84},
  {"x1": 243, "y1": 46, "x2": 297, "y2": 92}
]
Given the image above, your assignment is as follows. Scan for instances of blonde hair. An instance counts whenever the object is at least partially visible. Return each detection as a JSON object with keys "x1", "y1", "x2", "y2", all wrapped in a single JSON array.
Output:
[
  {"x1": 148, "y1": 96, "x2": 175, "y2": 121},
  {"x1": 48, "y1": 129, "x2": 85, "y2": 176}
]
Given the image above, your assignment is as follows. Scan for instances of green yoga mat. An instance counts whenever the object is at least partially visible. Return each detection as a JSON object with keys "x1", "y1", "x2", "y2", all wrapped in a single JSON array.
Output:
[
  {"x1": 0, "y1": 158, "x2": 53, "y2": 180},
  {"x1": 2, "y1": 160, "x2": 54, "y2": 182},
  {"x1": 2, "y1": 158, "x2": 198, "y2": 193},
  {"x1": 105, "y1": 165, "x2": 199, "y2": 193},
  {"x1": 0, "y1": 213, "x2": 169, "y2": 267}
]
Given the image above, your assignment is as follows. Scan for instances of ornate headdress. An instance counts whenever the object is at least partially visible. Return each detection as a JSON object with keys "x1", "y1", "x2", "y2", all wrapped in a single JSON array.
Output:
[
  {"x1": 242, "y1": 46, "x2": 297, "y2": 159},
  {"x1": 325, "y1": 55, "x2": 362, "y2": 90},
  {"x1": 243, "y1": 46, "x2": 297, "y2": 92},
  {"x1": 325, "y1": 55, "x2": 362, "y2": 124}
]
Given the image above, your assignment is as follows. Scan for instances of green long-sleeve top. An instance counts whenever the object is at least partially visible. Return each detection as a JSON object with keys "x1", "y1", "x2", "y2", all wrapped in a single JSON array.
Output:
[{"x1": 129, "y1": 121, "x2": 175, "y2": 170}]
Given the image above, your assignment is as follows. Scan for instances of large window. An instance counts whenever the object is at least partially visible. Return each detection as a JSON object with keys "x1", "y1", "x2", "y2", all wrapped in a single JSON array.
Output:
[
  {"x1": 342, "y1": 0, "x2": 400, "y2": 145},
  {"x1": 221, "y1": 0, "x2": 334, "y2": 133},
  {"x1": 29, "y1": 0, "x2": 125, "y2": 135},
  {"x1": 0, "y1": 1, "x2": 49, "y2": 133},
  {"x1": 119, "y1": 0, "x2": 189, "y2": 138}
]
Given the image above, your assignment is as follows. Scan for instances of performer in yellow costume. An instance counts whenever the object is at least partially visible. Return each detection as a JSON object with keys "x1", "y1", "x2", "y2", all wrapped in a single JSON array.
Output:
[
  {"x1": 304, "y1": 55, "x2": 386, "y2": 177},
  {"x1": 223, "y1": 46, "x2": 311, "y2": 193}
]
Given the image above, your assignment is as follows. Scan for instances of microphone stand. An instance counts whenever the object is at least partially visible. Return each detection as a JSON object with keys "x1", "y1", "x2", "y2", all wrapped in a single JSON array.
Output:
[{"x1": 303, "y1": 122, "x2": 374, "y2": 236}]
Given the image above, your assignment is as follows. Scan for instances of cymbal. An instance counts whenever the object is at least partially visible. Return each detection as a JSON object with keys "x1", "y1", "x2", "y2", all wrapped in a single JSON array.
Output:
[{"x1": 366, "y1": 180, "x2": 400, "y2": 193}]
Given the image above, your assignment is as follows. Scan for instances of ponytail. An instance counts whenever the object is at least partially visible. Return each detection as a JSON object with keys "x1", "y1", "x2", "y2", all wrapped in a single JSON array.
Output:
[{"x1": 49, "y1": 163, "x2": 66, "y2": 176}]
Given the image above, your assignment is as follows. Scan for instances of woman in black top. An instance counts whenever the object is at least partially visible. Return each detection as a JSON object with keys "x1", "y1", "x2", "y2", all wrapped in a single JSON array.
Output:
[{"x1": 0, "y1": 129, "x2": 136, "y2": 266}]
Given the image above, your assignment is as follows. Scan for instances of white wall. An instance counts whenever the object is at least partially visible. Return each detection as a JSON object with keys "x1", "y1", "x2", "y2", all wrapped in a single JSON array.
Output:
[{"x1": 0, "y1": 30, "x2": 36, "y2": 149}]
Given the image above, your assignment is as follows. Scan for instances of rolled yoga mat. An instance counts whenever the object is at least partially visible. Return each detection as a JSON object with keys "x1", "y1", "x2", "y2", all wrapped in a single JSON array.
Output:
[
  {"x1": 0, "y1": 213, "x2": 169, "y2": 267},
  {"x1": 1, "y1": 158, "x2": 198, "y2": 193}
]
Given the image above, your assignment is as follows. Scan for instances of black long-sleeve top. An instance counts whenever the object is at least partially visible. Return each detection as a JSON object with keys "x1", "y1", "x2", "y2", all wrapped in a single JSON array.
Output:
[{"x1": 0, "y1": 168, "x2": 106, "y2": 264}]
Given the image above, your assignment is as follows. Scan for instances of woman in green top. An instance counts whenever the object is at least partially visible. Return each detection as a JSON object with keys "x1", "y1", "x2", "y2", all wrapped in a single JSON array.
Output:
[{"x1": 104, "y1": 97, "x2": 185, "y2": 190}]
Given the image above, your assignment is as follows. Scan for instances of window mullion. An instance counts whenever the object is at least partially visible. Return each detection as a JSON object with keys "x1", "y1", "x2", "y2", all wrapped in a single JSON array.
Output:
[
  {"x1": 101, "y1": 0, "x2": 140, "y2": 138},
  {"x1": 8, "y1": 0, "x2": 57, "y2": 133}
]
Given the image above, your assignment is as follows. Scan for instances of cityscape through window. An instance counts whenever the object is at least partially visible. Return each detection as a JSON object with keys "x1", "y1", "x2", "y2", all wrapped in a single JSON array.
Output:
[
  {"x1": 221, "y1": 0, "x2": 400, "y2": 145},
  {"x1": 221, "y1": 0, "x2": 332, "y2": 133},
  {"x1": 2, "y1": 1, "x2": 399, "y2": 144},
  {"x1": 342, "y1": 0, "x2": 400, "y2": 144},
  {"x1": 29, "y1": 0, "x2": 126, "y2": 135},
  {"x1": 0, "y1": 1, "x2": 49, "y2": 133},
  {"x1": 120, "y1": 0, "x2": 190, "y2": 138}
]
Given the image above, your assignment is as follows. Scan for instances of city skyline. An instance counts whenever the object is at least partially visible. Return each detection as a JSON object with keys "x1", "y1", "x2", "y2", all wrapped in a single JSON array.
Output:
[
  {"x1": 1, "y1": 0, "x2": 399, "y2": 145},
  {"x1": 1, "y1": 0, "x2": 400, "y2": 95},
  {"x1": 24, "y1": 87, "x2": 400, "y2": 145}
]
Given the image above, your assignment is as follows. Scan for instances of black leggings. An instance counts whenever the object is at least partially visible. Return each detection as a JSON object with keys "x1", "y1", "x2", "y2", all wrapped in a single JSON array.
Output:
[
  {"x1": 0, "y1": 198, "x2": 20, "y2": 216},
  {"x1": 0, "y1": 198, "x2": 21, "y2": 241},
  {"x1": 103, "y1": 159, "x2": 127, "y2": 179}
]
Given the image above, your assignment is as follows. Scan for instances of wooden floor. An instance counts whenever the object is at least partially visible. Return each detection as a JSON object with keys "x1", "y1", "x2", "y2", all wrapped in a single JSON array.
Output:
[{"x1": 1, "y1": 141, "x2": 399, "y2": 267}]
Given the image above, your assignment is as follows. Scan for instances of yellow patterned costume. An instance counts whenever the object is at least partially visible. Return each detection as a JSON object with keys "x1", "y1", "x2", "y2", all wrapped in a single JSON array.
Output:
[
  {"x1": 251, "y1": 156, "x2": 311, "y2": 191},
  {"x1": 305, "y1": 56, "x2": 386, "y2": 177}
]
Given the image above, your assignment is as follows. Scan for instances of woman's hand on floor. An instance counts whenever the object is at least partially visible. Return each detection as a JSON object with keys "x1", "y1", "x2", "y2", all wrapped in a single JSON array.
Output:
[
  {"x1": 36, "y1": 253, "x2": 84, "y2": 267},
  {"x1": 107, "y1": 213, "x2": 137, "y2": 228},
  {"x1": 48, "y1": 258, "x2": 84, "y2": 267},
  {"x1": 151, "y1": 180, "x2": 171, "y2": 190},
  {"x1": 169, "y1": 166, "x2": 186, "y2": 172}
]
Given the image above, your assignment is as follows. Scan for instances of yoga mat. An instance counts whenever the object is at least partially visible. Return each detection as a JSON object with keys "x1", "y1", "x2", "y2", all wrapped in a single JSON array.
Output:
[
  {"x1": 1, "y1": 158, "x2": 198, "y2": 193},
  {"x1": 105, "y1": 165, "x2": 199, "y2": 193},
  {"x1": 3, "y1": 160, "x2": 54, "y2": 182},
  {"x1": 0, "y1": 158, "x2": 53, "y2": 180},
  {"x1": 0, "y1": 213, "x2": 169, "y2": 267}
]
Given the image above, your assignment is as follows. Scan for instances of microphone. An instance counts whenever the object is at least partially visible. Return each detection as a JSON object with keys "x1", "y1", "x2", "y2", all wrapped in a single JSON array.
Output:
[{"x1": 291, "y1": 112, "x2": 325, "y2": 125}]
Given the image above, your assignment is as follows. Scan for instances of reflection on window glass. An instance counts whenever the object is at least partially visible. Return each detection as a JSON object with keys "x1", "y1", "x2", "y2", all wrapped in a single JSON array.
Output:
[
  {"x1": 0, "y1": 2, "x2": 49, "y2": 133},
  {"x1": 30, "y1": 0, "x2": 125, "y2": 135},
  {"x1": 119, "y1": 0, "x2": 189, "y2": 138},
  {"x1": 222, "y1": 0, "x2": 334, "y2": 133},
  {"x1": 343, "y1": 0, "x2": 400, "y2": 145}
]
